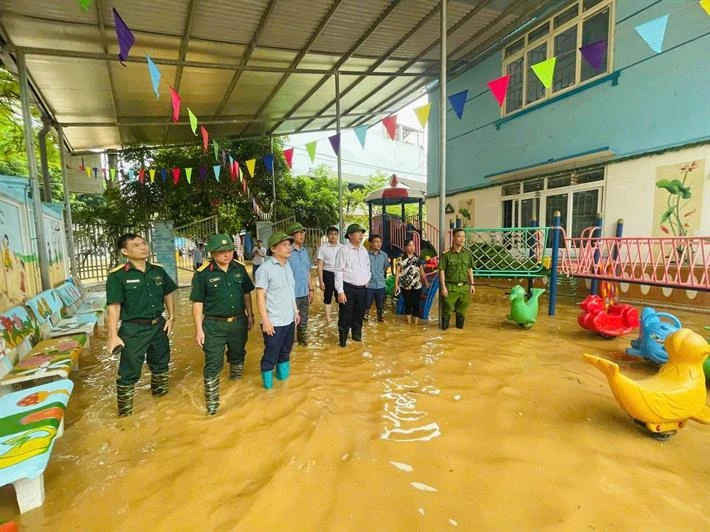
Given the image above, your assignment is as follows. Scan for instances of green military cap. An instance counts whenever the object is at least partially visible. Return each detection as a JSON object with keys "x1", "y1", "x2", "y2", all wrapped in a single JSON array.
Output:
[
  {"x1": 268, "y1": 231, "x2": 294, "y2": 249},
  {"x1": 285, "y1": 222, "x2": 306, "y2": 235},
  {"x1": 206, "y1": 233, "x2": 234, "y2": 252},
  {"x1": 345, "y1": 223, "x2": 366, "y2": 235}
]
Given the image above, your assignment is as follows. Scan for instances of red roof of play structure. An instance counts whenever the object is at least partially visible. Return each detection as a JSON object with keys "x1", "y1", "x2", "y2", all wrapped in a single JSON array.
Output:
[{"x1": 364, "y1": 174, "x2": 425, "y2": 205}]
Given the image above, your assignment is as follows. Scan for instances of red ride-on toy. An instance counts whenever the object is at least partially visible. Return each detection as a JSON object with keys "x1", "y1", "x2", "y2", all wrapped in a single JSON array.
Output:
[{"x1": 578, "y1": 281, "x2": 639, "y2": 338}]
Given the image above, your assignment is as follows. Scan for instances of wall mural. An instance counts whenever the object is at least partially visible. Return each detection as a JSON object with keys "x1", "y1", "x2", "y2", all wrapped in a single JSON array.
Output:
[
  {"x1": 0, "y1": 198, "x2": 35, "y2": 311},
  {"x1": 652, "y1": 160, "x2": 705, "y2": 238}
]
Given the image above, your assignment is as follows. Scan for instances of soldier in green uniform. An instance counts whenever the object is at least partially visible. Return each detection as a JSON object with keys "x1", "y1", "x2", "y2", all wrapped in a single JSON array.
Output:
[
  {"x1": 438, "y1": 228, "x2": 475, "y2": 330},
  {"x1": 106, "y1": 233, "x2": 177, "y2": 417},
  {"x1": 191, "y1": 233, "x2": 255, "y2": 415}
]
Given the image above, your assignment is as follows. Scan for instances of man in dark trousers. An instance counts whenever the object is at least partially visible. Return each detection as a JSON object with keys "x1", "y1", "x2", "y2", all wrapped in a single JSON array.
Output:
[
  {"x1": 106, "y1": 233, "x2": 177, "y2": 417},
  {"x1": 191, "y1": 233, "x2": 254, "y2": 415},
  {"x1": 334, "y1": 223, "x2": 371, "y2": 347}
]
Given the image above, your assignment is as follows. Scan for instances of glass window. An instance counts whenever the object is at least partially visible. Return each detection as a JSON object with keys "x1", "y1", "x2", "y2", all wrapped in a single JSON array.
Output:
[
  {"x1": 526, "y1": 43, "x2": 547, "y2": 105},
  {"x1": 527, "y1": 23, "x2": 550, "y2": 44},
  {"x1": 502, "y1": 183, "x2": 521, "y2": 196},
  {"x1": 546, "y1": 193, "x2": 569, "y2": 246},
  {"x1": 502, "y1": 199, "x2": 516, "y2": 228},
  {"x1": 506, "y1": 57, "x2": 524, "y2": 113},
  {"x1": 553, "y1": 26, "x2": 578, "y2": 93},
  {"x1": 574, "y1": 169, "x2": 604, "y2": 184},
  {"x1": 505, "y1": 38, "x2": 524, "y2": 58},
  {"x1": 521, "y1": 198, "x2": 540, "y2": 226},
  {"x1": 523, "y1": 178, "x2": 544, "y2": 193},
  {"x1": 572, "y1": 189, "x2": 600, "y2": 237},
  {"x1": 583, "y1": 0, "x2": 604, "y2": 11},
  {"x1": 554, "y1": 5, "x2": 578, "y2": 28},
  {"x1": 548, "y1": 175, "x2": 572, "y2": 188},
  {"x1": 581, "y1": 8, "x2": 610, "y2": 81}
]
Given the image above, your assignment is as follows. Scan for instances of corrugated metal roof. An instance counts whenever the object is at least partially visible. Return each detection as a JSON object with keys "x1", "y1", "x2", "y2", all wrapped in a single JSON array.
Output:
[{"x1": 0, "y1": 0, "x2": 554, "y2": 152}]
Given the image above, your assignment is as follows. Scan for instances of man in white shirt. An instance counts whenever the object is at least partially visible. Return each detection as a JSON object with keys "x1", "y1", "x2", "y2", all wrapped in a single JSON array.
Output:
[
  {"x1": 316, "y1": 226, "x2": 343, "y2": 324},
  {"x1": 334, "y1": 223, "x2": 371, "y2": 347},
  {"x1": 251, "y1": 239, "x2": 266, "y2": 280}
]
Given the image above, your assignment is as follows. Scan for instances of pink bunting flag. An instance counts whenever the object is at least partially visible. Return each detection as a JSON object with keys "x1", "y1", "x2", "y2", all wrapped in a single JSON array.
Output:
[
  {"x1": 169, "y1": 87, "x2": 181, "y2": 123},
  {"x1": 200, "y1": 126, "x2": 209, "y2": 153},
  {"x1": 112, "y1": 8, "x2": 135, "y2": 66},
  {"x1": 381, "y1": 115, "x2": 397, "y2": 140},
  {"x1": 172, "y1": 167, "x2": 181, "y2": 184},
  {"x1": 138, "y1": 168, "x2": 145, "y2": 184},
  {"x1": 283, "y1": 147, "x2": 294, "y2": 169},
  {"x1": 487, "y1": 75, "x2": 510, "y2": 107}
]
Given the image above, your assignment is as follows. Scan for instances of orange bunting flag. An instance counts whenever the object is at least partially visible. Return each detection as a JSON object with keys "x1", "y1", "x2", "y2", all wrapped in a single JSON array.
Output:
[
  {"x1": 283, "y1": 147, "x2": 294, "y2": 169},
  {"x1": 149, "y1": 169, "x2": 156, "y2": 183},
  {"x1": 200, "y1": 126, "x2": 209, "y2": 152},
  {"x1": 381, "y1": 115, "x2": 397, "y2": 140},
  {"x1": 138, "y1": 168, "x2": 145, "y2": 183},
  {"x1": 487, "y1": 75, "x2": 510, "y2": 107},
  {"x1": 169, "y1": 87, "x2": 181, "y2": 122},
  {"x1": 245, "y1": 159, "x2": 256, "y2": 178},
  {"x1": 172, "y1": 167, "x2": 181, "y2": 184}
]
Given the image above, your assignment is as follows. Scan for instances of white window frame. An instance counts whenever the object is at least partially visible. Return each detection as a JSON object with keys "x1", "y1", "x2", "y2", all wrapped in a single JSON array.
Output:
[{"x1": 501, "y1": 0, "x2": 615, "y2": 117}]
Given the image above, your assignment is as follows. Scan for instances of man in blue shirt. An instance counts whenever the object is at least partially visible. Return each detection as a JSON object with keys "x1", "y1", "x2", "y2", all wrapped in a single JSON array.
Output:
[
  {"x1": 366, "y1": 234, "x2": 389, "y2": 322},
  {"x1": 286, "y1": 222, "x2": 313, "y2": 346}
]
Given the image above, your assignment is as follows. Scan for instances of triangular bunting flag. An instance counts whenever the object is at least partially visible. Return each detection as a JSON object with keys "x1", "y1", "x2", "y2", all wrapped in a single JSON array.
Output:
[
  {"x1": 213, "y1": 140, "x2": 219, "y2": 162},
  {"x1": 128, "y1": 170, "x2": 134, "y2": 181},
  {"x1": 169, "y1": 87, "x2": 181, "y2": 122},
  {"x1": 283, "y1": 147, "x2": 294, "y2": 169},
  {"x1": 701, "y1": 0, "x2": 710, "y2": 16},
  {"x1": 78, "y1": 0, "x2": 92, "y2": 11},
  {"x1": 112, "y1": 8, "x2": 135, "y2": 66},
  {"x1": 149, "y1": 169, "x2": 156, "y2": 183},
  {"x1": 381, "y1": 115, "x2": 397, "y2": 140},
  {"x1": 531, "y1": 57, "x2": 556, "y2": 89},
  {"x1": 200, "y1": 126, "x2": 209, "y2": 152},
  {"x1": 579, "y1": 40, "x2": 607, "y2": 71},
  {"x1": 229, "y1": 155, "x2": 234, "y2": 168},
  {"x1": 634, "y1": 14, "x2": 669, "y2": 54},
  {"x1": 161, "y1": 168, "x2": 167, "y2": 183},
  {"x1": 198, "y1": 166, "x2": 207, "y2": 182},
  {"x1": 93, "y1": 168, "x2": 98, "y2": 178},
  {"x1": 139, "y1": 168, "x2": 145, "y2": 184},
  {"x1": 85, "y1": 167, "x2": 91, "y2": 177},
  {"x1": 172, "y1": 167, "x2": 180, "y2": 184},
  {"x1": 110, "y1": 168, "x2": 116, "y2": 180},
  {"x1": 146, "y1": 55, "x2": 161, "y2": 99},
  {"x1": 245, "y1": 159, "x2": 256, "y2": 178},
  {"x1": 448, "y1": 90, "x2": 468, "y2": 120},
  {"x1": 487, "y1": 75, "x2": 510, "y2": 107},
  {"x1": 305, "y1": 141, "x2": 317, "y2": 163},
  {"x1": 185, "y1": 168, "x2": 192, "y2": 184},
  {"x1": 79, "y1": 157, "x2": 85, "y2": 171},
  {"x1": 188, "y1": 108, "x2": 198, "y2": 135},
  {"x1": 263, "y1": 153, "x2": 274, "y2": 174},
  {"x1": 229, "y1": 161, "x2": 236, "y2": 181},
  {"x1": 101, "y1": 168, "x2": 106, "y2": 179},
  {"x1": 413, "y1": 104, "x2": 431, "y2": 129},
  {"x1": 353, "y1": 125, "x2": 368, "y2": 148},
  {"x1": 212, "y1": 165, "x2": 221, "y2": 182},
  {"x1": 328, "y1": 134, "x2": 340, "y2": 156}
]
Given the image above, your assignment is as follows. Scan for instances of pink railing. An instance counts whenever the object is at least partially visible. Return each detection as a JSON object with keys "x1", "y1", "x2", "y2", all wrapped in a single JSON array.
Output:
[
  {"x1": 372, "y1": 215, "x2": 420, "y2": 254},
  {"x1": 407, "y1": 215, "x2": 439, "y2": 246},
  {"x1": 557, "y1": 228, "x2": 710, "y2": 291}
]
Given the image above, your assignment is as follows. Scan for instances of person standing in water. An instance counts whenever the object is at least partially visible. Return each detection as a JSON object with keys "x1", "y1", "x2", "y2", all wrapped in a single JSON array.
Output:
[
  {"x1": 251, "y1": 239, "x2": 266, "y2": 280},
  {"x1": 316, "y1": 226, "x2": 342, "y2": 324},
  {"x1": 439, "y1": 228, "x2": 475, "y2": 330},
  {"x1": 193, "y1": 242, "x2": 205, "y2": 270},
  {"x1": 365, "y1": 234, "x2": 389, "y2": 322},
  {"x1": 190, "y1": 234, "x2": 254, "y2": 415},
  {"x1": 255, "y1": 232, "x2": 300, "y2": 389},
  {"x1": 106, "y1": 233, "x2": 177, "y2": 417},
  {"x1": 334, "y1": 223, "x2": 370, "y2": 347},
  {"x1": 286, "y1": 222, "x2": 313, "y2": 346},
  {"x1": 395, "y1": 238, "x2": 429, "y2": 325}
]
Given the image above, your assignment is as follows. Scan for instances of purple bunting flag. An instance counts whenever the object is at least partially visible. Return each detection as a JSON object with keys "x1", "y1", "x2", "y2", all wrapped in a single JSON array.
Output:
[
  {"x1": 112, "y1": 8, "x2": 135, "y2": 65},
  {"x1": 579, "y1": 40, "x2": 607, "y2": 71},
  {"x1": 328, "y1": 134, "x2": 341, "y2": 156},
  {"x1": 199, "y1": 166, "x2": 208, "y2": 182}
]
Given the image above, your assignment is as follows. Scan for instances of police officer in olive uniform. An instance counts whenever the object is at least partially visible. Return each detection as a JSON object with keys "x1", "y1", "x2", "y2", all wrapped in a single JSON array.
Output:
[
  {"x1": 191, "y1": 234, "x2": 254, "y2": 415},
  {"x1": 438, "y1": 228, "x2": 475, "y2": 330},
  {"x1": 106, "y1": 233, "x2": 177, "y2": 417}
]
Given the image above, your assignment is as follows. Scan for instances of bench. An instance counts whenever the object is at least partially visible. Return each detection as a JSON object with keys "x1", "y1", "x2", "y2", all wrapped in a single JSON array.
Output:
[
  {"x1": 55, "y1": 278, "x2": 106, "y2": 326},
  {"x1": 0, "y1": 306, "x2": 86, "y2": 392},
  {"x1": 26, "y1": 290, "x2": 97, "y2": 344},
  {"x1": 0, "y1": 379, "x2": 74, "y2": 513}
]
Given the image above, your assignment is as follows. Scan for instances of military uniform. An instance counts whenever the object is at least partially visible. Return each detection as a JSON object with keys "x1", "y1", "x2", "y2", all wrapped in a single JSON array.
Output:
[
  {"x1": 191, "y1": 234, "x2": 254, "y2": 414},
  {"x1": 438, "y1": 248, "x2": 474, "y2": 329},
  {"x1": 106, "y1": 260, "x2": 177, "y2": 415}
]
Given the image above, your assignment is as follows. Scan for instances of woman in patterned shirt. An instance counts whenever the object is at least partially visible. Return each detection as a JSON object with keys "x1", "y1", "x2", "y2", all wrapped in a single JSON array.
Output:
[{"x1": 395, "y1": 239, "x2": 429, "y2": 325}]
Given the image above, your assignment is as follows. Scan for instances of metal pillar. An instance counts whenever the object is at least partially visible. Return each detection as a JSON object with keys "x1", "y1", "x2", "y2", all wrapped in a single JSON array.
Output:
[
  {"x1": 270, "y1": 136, "x2": 276, "y2": 216},
  {"x1": 335, "y1": 71, "x2": 344, "y2": 235},
  {"x1": 17, "y1": 50, "x2": 51, "y2": 290},
  {"x1": 38, "y1": 119, "x2": 52, "y2": 202},
  {"x1": 548, "y1": 211, "x2": 561, "y2": 316},
  {"x1": 590, "y1": 213, "x2": 603, "y2": 295},
  {"x1": 437, "y1": 0, "x2": 447, "y2": 329},
  {"x1": 56, "y1": 125, "x2": 78, "y2": 279},
  {"x1": 368, "y1": 203, "x2": 373, "y2": 236}
]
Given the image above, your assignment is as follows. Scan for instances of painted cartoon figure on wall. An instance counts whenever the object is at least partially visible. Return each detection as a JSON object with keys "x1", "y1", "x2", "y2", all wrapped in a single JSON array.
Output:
[{"x1": 0, "y1": 233, "x2": 28, "y2": 311}]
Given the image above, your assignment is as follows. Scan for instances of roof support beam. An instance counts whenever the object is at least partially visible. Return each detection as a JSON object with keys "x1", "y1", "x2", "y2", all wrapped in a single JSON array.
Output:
[
  {"x1": 265, "y1": 0, "x2": 405, "y2": 136},
  {"x1": 213, "y1": 0, "x2": 279, "y2": 118},
  {"x1": 236, "y1": 0, "x2": 345, "y2": 137},
  {"x1": 94, "y1": 0, "x2": 121, "y2": 143}
]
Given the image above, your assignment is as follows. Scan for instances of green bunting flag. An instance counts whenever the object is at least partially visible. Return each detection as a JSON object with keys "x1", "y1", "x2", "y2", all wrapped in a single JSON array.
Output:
[{"x1": 306, "y1": 141, "x2": 317, "y2": 162}]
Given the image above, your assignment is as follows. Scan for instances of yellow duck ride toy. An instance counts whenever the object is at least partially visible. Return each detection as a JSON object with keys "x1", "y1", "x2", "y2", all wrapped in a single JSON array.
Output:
[{"x1": 583, "y1": 328, "x2": 710, "y2": 440}]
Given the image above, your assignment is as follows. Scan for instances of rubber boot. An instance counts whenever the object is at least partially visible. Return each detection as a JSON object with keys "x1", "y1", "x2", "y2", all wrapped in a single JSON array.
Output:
[
  {"x1": 352, "y1": 328, "x2": 362, "y2": 342},
  {"x1": 338, "y1": 329, "x2": 347, "y2": 348},
  {"x1": 262, "y1": 370, "x2": 274, "y2": 389},
  {"x1": 275, "y1": 361, "x2": 290, "y2": 381},
  {"x1": 117, "y1": 383, "x2": 135, "y2": 417},
  {"x1": 377, "y1": 310, "x2": 384, "y2": 322},
  {"x1": 150, "y1": 372, "x2": 169, "y2": 397},
  {"x1": 441, "y1": 315, "x2": 450, "y2": 330},
  {"x1": 363, "y1": 312, "x2": 370, "y2": 321},
  {"x1": 455, "y1": 313, "x2": 465, "y2": 329},
  {"x1": 229, "y1": 362, "x2": 244, "y2": 380},
  {"x1": 203, "y1": 376, "x2": 220, "y2": 415},
  {"x1": 296, "y1": 326, "x2": 308, "y2": 346}
]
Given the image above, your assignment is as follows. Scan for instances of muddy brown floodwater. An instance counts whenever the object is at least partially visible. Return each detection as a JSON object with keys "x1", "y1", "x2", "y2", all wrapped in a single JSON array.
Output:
[{"x1": 1, "y1": 285, "x2": 709, "y2": 530}]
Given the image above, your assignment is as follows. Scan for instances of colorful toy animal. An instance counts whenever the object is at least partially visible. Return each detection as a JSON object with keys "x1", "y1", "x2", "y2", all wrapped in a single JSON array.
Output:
[
  {"x1": 625, "y1": 308, "x2": 681, "y2": 364},
  {"x1": 507, "y1": 285, "x2": 545, "y2": 329},
  {"x1": 583, "y1": 328, "x2": 710, "y2": 440},
  {"x1": 578, "y1": 294, "x2": 639, "y2": 338}
]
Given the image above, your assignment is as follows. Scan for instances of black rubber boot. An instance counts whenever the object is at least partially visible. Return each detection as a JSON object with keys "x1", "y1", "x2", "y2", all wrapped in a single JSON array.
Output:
[
  {"x1": 338, "y1": 329, "x2": 347, "y2": 347},
  {"x1": 377, "y1": 310, "x2": 384, "y2": 322},
  {"x1": 229, "y1": 362, "x2": 244, "y2": 380},
  {"x1": 441, "y1": 315, "x2": 450, "y2": 330},
  {"x1": 455, "y1": 313, "x2": 465, "y2": 329},
  {"x1": 352, "y1": 328, "x2": 362, "y2": 342},
  {"x1": 296, "y1": 326, "x2": 308, "y2": 346},
  {"x1": 150, "y1": 372, "x2": 169, "y2": 397},
  {"x1": 117, "y1": 383, "x2": 135, "y2": 417},
  {"x1": 204, "y1": 376, "x2": 220, "y2": 415}
]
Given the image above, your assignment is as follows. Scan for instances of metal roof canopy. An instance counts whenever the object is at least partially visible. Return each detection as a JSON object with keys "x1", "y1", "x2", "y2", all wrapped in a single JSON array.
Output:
[{"x1": 0, "y1": 0, "x2": 555, "y2": 153}]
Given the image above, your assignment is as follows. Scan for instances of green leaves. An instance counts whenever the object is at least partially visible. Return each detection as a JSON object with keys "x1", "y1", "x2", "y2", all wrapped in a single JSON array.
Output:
[
  {"x1": 659, "y1": 207, "x2": 674, "y2": 224},
  {"x1": 655, "y1": 179, "x2": 692, "y2": 199}
]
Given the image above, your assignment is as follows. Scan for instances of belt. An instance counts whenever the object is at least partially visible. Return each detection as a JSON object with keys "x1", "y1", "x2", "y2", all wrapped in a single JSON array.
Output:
[
  {"x1": 344, "y1": 282, "x2": 368, "y2": 289},
  {"x1": 204, "y1": 313, "x2": 245, "y2": 323},
  {"x1": 446, "y1": 281, "x2": 467, "y2": 287},
  {"x1": 124, "y1": 317, "x2": 162, "y2": 325}
]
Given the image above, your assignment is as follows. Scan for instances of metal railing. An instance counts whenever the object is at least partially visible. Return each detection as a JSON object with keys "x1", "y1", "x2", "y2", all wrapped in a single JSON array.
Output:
[{"x1": 173, "y1": 216, "x2": 219, "y2": 272}]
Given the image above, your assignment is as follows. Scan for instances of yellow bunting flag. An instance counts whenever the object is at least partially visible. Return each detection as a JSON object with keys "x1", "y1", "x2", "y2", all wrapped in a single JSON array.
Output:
[
  {"x1": 245, "y1": 159, "x2": 256, "y2": 178},
  {"x1": 413, "y1": 103, "x2": 431, "y2": 129},
  {"x1": 188, "y1": 108, "x2": 198, "y2": 135},
  {"x1": 85, "y1": 167, "x2": 91, "y2": 177},
  {"x1": 531, "y1": 57, "x2": 556, "y2": 89},
  {"x1": 701, "y1": 0, "x2": 710, "y2": 16},
  {"x1": 149, "y1": 169, "x2": 156, "y2": 183},
  {"x1": 306, "y1": 141, "x2": 317, "y2": 162}
]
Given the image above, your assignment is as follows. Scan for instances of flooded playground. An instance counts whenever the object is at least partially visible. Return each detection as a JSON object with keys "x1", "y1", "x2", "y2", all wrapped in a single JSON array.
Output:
[{"x1": 1, "y1": 285, "x2": 708, "y2": 530}]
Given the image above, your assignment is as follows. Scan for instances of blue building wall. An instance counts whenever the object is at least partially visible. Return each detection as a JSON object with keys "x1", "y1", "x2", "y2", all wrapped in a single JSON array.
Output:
[{"x1": 428, "y1": 0, "x2": 710, "y2": 195}]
